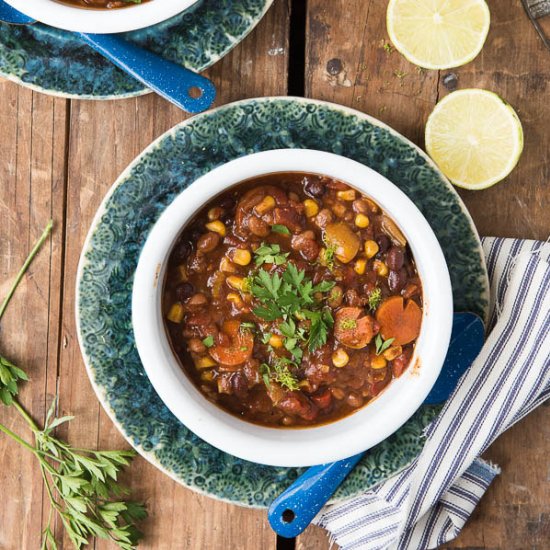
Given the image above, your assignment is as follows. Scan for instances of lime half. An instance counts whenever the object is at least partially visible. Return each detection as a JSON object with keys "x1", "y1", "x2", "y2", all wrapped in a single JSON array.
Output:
[
  {"x1": 425, "y1": 89, "x2": 524, "y2": 190},
  {"x1": 387, "y1": 0, "x2": 491, "y2": 70}
]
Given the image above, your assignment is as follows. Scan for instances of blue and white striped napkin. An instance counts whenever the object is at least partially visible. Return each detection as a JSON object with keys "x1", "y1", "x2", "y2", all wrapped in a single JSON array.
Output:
[{"x1": 315, "y1": 237, "x2": 550, "y2": 550}]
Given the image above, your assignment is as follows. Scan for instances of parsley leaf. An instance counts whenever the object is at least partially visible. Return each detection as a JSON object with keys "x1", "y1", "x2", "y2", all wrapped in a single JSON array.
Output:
[
  {"x1": 304, "y1": 308, "x2": 334, "y2": 352},
  {"x1": 271, "y1": 224, "x2": 291, "y2": 235},
  {"x1": 202, "y1": 335, "x2": 214, "y2": 348},
  {"x1": 261, "y1": 359, "x2": 300, "y2": 391},
  {"x1": 254, "y1": 243, "x2": 289, "y2": 266},
  {"x1": 375, "y1": 334, "x2": 395, "y2": 355}
]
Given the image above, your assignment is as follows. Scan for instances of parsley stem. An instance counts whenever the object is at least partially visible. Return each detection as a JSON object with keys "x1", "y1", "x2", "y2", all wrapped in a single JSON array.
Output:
[
  {"x1": 0, "y1": 220, "x2": 53, "y2": 322},
  {"x1": 0, "y1": 420, "x2": 37, "y2": 454},
  {"x1": 13, "y1": 399, "x2": 40, "y2": 432}
]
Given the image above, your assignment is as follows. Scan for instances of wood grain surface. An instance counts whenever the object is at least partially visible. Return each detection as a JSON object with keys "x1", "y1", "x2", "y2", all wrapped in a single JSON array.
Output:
[{"x1": 0, "y1": 0, "x2": 549, "y2": 549}]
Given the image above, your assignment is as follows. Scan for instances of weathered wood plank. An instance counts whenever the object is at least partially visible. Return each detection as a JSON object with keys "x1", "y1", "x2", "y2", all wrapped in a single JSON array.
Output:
[
  {"x1": 301, "y1": 0, "x2": 550, "y2": 548},
  {"x1": 0, "y1": 83, "x2": 68, "y2": 550},
  {"x1": 57, "y1": 2, "x2": 290, "y2": 549}
]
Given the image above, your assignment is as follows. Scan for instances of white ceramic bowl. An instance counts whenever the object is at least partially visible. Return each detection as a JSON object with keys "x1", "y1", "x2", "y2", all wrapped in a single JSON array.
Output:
[
  {"x1": 5, "y1": 0, "x2": 198, "y2": 34},
  {"x1": 132, "y1": 149, "x2": 453, "y2": 467}
]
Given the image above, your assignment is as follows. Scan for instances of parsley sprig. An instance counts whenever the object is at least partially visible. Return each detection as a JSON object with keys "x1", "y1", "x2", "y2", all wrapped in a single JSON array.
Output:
[
  {"x1": 248, "y1": 245, "x2": 336, "y2": 390},
  {"x1": 0, "y1": 222, "x2": 146, "y2": 550},
  {"x1": 254, "y1": 243, "x2": 289, "y2": 267}
]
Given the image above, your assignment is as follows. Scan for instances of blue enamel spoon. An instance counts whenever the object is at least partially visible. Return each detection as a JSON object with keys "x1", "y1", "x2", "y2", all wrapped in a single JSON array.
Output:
[
  {"x1": 0, "y1": 0, "x2": 216, "y2": 113},
  {"x1": 268, "y1": 312, "x2": 485, "y2": 538}
]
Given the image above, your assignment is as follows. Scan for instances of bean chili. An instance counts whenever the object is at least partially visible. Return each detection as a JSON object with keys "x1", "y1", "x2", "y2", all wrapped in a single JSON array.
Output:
[
  {"x1": 163, "y1": 173, "x2": 423, "y2": 428},
  {"x1": 56, "y1": 0, "x2": 149, "y2": 9}
]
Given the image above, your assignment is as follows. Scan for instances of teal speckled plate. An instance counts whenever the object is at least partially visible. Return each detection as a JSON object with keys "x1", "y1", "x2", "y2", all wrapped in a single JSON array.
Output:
[
  {"x1": 76, "y1": 97, "x2": 489, "y2": 508},
  {"x1": 0, "y1": 0, "x2": 272, "y2": 99}
]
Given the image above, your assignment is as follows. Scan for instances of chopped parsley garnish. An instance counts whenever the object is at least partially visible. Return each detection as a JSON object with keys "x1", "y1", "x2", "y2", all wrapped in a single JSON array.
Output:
[
  {"x1": 260, "y1": 359, "x2": 300, "y2": 392},
  {"x1": 202, "y1": 335, "x2": 214, "y2": 348},
  {"x1": 375, "y1": 334, "x2": 395, "y2": 356},
  {"x1": 239, "y1": 322, "x2": 256, "y2": 333},
  {"x1": 320, "y1": 242, "x2": 337, "y2": 269},
  {"x1": 368, "y1": 287, "x2": 382, "y2": 311},
  {"x1": 254, "y1": 243, "x2": 289, "y2": 267},
  {"x1": 271, "y1": 224, "x2": 291, "y2": 235}
]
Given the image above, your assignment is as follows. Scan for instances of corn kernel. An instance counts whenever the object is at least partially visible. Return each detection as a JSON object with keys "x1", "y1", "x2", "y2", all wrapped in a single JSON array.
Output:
[
  {"x1": 298, "y1": 380, "x2": 312, "y2": 391},
  {"x1": 255, "y1": 195, "x2": 275, "y2": 215},
  {"x1": 195, "y1": 355, "x2": 217, "y2": 369},
  {"x1": 207, "y1": 207, "x2": 223, "y2": 221},
  {"x1": 320, "y1": 364, "x2": 331, "y2": 374},
  {"x1": 373, "y1": 260, "x2": 389, "y2": 277},
  {"x1": 337, "y1": 189, "x2": 356, "y2": 201},
  {"x1": 232, "y1": 249, "x2": 252, "y2": 266},
  {"x1": 205, "y1": 220, "x2": 226, "y2": 237},
  {"x1": 383, "y1": 345, "x2": 403, "y2": 361},
  {"x1": 364, "y1": 240, "x2": 379, "y2": 259},
  {"x1": 220, "y1": 257, "x2": 236, "y2": 273},
  {"x1": 177, "y1": 264, "x2": 188, "y2": 282},
  {"x1": 200, "y1": 370, "x2": 215, "y2": 382},
  {"x1": 167, "y1": 302, "x2": 184, "y2": 323},
  {"x1": 227, "y1": 292, "x2": 243, "y2": 306},
  {"x1": 355, "y1": 214, "x2": 370, "y2": 228},
  {"x1": 371, "y1": 356, "x2": 387, "y2": 369},
  {"x1": 303, "y1": 199, "x2": 320, "y2": 217},
  {"x1": 269, "y1": 334, "x2": 284, "y2": 348},
  {"x1": 227, "y1": 276, "x2": 245, "y2": 291},
  {"x1": 354, "y1": 259, "x2": 367, "y2": 275},
  {"x1": 332, "y1": 349, "x2": 350, "y2": 368}
]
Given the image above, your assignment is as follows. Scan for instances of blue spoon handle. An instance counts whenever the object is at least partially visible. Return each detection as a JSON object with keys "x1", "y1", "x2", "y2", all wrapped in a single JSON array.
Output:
[
  {"x1": 77, "y1": 33, "x2": 216, "y2": 113},
  {"x1": 268, "y1": 312, "x2": 485, "y2": 539}
]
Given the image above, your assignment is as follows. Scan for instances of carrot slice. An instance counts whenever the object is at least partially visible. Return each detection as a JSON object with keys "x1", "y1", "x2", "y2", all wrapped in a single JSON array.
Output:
[
  {"x1": 375, "y1": 296, "x2": 422, "y2": 346},
  {"x1": 209, "y1": 320, "x2": 254, "y2": 366},
  {"x1": 334, "y1": 307, "x2": 376, "y2": 349}
]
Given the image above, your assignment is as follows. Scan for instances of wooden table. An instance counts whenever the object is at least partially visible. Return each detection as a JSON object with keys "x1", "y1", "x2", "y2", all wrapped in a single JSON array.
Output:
[{"x1": 0, "y1": 1, "x2": 549, "y2": 548}]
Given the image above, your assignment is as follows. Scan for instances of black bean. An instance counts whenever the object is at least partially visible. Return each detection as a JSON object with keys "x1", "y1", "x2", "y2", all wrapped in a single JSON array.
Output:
[
  {"x1": 376, "y1": 234, "x2": 391, "y2": 254},
  {"x1": 386, "y1": 246, "x2": 405, "y2": 271},
  {"x1": 388, "y1": 269, "x2": 408, "y2": 293},
  {"x1": 303, "y1": 177, "x2": 325, "y2": 198},
  {"x1": 174, "y1": 240, "x2": 192, "y2": 261},
  {"x1": 175, "y1": 282, "x2": 194, "y2": 301}
]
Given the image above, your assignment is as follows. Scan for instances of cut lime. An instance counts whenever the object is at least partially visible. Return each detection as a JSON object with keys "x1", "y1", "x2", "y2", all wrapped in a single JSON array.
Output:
[
  {"x1": 387, "y1": 0, "x2": 491, "y2": 70},
  {"x1": 425, "y1": 89, "x2": 523, "y2": 190}
]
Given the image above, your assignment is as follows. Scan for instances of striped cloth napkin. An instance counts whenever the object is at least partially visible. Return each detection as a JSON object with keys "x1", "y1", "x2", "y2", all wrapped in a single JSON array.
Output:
[{"x1": 315, "y1": 237, "x2": 550, "y2": 550}]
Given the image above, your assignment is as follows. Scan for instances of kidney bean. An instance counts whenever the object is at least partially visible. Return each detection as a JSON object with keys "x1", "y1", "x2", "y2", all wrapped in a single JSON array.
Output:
[
  {"x1": 346, "y1": 392, "x2": 364, "y2": 408},
  {"x1": 376, "y1": 234, "x2": 391, "y2": 254},
  {"x1": 231, "y1": 372, "x2": 249, "y2": 398},
  {"x1": 344, "y1": 289, "x2": 366, "y2": 307},
  {"x1": 188, "y1": 254, "x2": 207, "y2": 273},
  {"x1": 315, "y1": 208, "x2": 333, "y2": 229},
  {"x1": 248, "y1": 215, "x2": 271, "y2": 237},
  {"x1": 187, "y1": 293, "x2": 208, "y2": 307},
  {"x1": 175, "y1": 282, "x2": 194, "y2": 301},
  {"x1": 291, "y1": 231, "x2": 320, "y2": 261},
  {"x1": 386, "y1": 246, "x2": 405, "y2": 271},
  {"x1": 304, "y1": 177, "x2": 325, "y2": 198},
  {"x1": 311, "y1": 388, "x2": 333, "y2": 409},
  {"x1": 388, "y1": 268, "x2": 408, "y2": 293},
  {"x1": 352, "y1": 199, "x2": 369, "y2": 214},
  {"x1": 392, "y1": 348, "x2": 413, "y2": 377},
  {"x1": 197, "y1": 232, "x2": 221, "y2": 254},
  {"x1": 187, "y1": 338, "x2": 206, "y2": 354}
]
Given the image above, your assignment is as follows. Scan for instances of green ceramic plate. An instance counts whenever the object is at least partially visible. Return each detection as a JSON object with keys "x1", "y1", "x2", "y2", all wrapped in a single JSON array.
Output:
[
  {"x1": 76, "y1": 97, "x2": 489, "y2": 508},
  {"x1": 0, "y1": 0, "x2": 273, "y2": 99}
]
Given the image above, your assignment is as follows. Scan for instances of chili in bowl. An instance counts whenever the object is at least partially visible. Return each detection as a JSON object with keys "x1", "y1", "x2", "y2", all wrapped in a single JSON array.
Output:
[
  {"x1": 4, "y1": 0, "x2": 198, "y2": 33},
  {"x1": 132, "y1": 149, "x2": 453, "y2": 467}
]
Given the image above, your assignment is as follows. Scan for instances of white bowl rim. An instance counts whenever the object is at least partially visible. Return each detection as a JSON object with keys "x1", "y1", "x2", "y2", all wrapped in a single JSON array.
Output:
[
  {"x1": 131, "y1": 149, "x2": 454, "y2": 467},
  {"x1": 4, "y1": 0, "x2": 197, "y2": 34}
]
